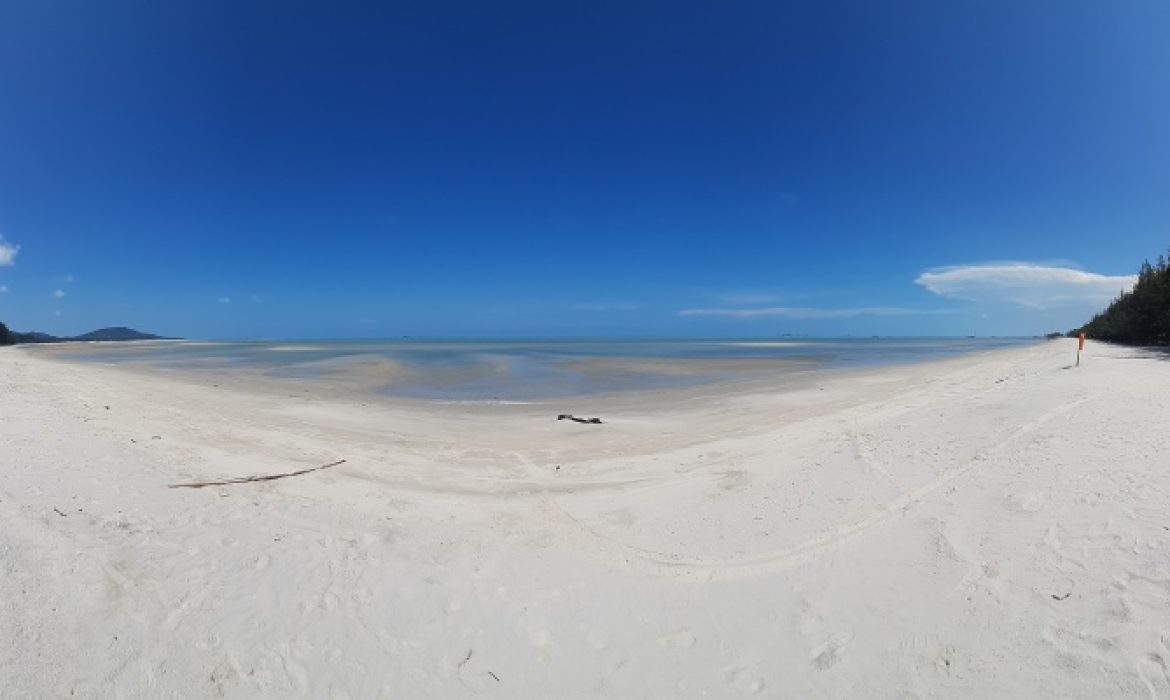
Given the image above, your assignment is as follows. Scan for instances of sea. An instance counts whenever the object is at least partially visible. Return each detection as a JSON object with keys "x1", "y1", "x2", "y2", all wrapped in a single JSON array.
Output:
[{"x1": 54, "y1": 337, "x2": 1041, "y2": 402}]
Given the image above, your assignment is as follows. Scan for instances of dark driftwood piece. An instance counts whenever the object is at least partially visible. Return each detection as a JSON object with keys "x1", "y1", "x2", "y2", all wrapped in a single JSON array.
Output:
[
  {"x1": 168, "y1": 459, "x2": 347, "y2": 489},
  {"x1": 557, "y1": 414, "x2": 603, "y2": 424}
]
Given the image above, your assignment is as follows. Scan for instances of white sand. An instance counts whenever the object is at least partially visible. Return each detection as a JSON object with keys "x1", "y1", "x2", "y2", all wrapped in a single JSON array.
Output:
[{"x1": 2, "y1": 339, "x2": 1169, "y2": 698}]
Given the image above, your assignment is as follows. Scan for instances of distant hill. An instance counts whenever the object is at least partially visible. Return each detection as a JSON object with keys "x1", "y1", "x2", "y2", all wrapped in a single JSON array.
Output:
[
  {"x1": 71, "y1": 327, "x2": 171, "y2": 341},
  {"x1": 2, "y1": 325, "x2": 177, "y2": 344}
]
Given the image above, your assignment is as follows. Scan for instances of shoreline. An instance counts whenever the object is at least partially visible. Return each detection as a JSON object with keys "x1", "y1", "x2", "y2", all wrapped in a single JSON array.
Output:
[
  {"x1": 4, "y1": 338, "x2": 1170, "y2": 696},
  {"x1": 16, "y1": 337, "x2": 1042, "y2": 413}
]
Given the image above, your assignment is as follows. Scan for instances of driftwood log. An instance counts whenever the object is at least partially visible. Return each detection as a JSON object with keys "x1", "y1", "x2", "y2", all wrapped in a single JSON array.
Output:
[{"x1": 557, "y1": 414, "x2": 603, "y2": 424}]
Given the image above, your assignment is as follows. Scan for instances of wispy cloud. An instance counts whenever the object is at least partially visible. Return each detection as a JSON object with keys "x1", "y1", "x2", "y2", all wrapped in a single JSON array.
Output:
[
  {"x1": 53, "y1": 289, "x2": 66, "y2": 299},
  {"x1": 712, "y1": 291, "x2": 782, "y2": 305},
  {"x1": 915, "y1": 262, "x2": 1136, "y2": 309},
  {"x1": 576, "y1": 302, "x2": 643, "y2": 312},
  {"x1": 57, "y1": 274, "x2": 75, "y2": 284},
  {"x1": 0, "y1": 236, "x2": 18, "y2": 266},
  {"x1": 0, "y1": 285, "x2": 7, "y2": 294},
  {"x1": 251, "y1": 294, "x2": 264, "y2": 305},
  {"x1": 679, "y1": 306, "x2": 945, "y2": 319},
  {"x1": 217, "y1": 296, "x2": 232, "y2": 304}
]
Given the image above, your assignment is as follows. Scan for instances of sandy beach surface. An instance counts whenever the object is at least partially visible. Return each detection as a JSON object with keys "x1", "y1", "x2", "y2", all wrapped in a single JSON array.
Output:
[{"x1": 3, "y1": 338, "x2": 1169, "y2": 698}]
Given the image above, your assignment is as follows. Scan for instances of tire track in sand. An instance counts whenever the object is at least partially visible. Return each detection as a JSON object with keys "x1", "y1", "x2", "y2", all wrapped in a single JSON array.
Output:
[{"x1": 549, "y1": 396, "x2": 1090, "y2": 580}]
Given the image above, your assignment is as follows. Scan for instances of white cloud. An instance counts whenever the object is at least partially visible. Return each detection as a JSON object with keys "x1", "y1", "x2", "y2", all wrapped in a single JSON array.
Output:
[
  {"x1": 0, "y1": 236, "x2": 18, "y2": 266},
  {"x1": 915, "y1": 263, "x2": 1136, "y2": 309},
  {"x1": 576, "y1": 302, "x2": 643, "y2": 312},
  {"x1": 217, "y1": 296, "x2": 232, "y2": 304},
  {"x1": 679, "y1": 306, "x2": 944, "y2": 319},
  {"x1": 713, "y1": 291, "x2": 781, "y2": 305},
  {"x1": 251, "y1": 294, "x2": 263, "y2": 305},
  {"x1": 53, "y1": 289, "x2": 66, "y2": 299},
  {"x1": 0, "y1": 285, "x2": 7, "y2": 293}
]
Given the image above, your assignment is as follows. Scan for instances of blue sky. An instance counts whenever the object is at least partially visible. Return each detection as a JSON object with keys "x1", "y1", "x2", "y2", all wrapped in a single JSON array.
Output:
[{"x1": 1, "y1": 1, "x2": 1167, "y2": 339}]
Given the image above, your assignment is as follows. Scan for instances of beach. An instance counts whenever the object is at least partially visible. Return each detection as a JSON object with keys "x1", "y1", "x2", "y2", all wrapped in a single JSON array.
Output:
[{"x1": 2, "y1": 338, "x2": 1169, "y2": 697}]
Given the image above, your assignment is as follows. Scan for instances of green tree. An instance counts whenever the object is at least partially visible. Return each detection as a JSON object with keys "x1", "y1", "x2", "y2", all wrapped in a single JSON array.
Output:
[
  {"x1": 1078, "y1": 248, "x2": 1170, "y2": 345},
  {"x1": 0, "y1": 321, "x2": 12, "y2": 346}
]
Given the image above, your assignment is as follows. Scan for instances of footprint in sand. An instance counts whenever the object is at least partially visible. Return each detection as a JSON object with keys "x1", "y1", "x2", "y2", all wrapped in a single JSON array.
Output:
[
  {"x1": 1136, "y1": 651, "x2": 1170, "y2": 693},
  {"x1": 603, "y1": 508, "x2": 637, "y2": 527},
  {"x1": 716, "y1": 470, "x2": 749, "y2": 492},
  {"x1": 1005, "y1": 491, "x2": 1045, "y2": 513},
  {"x1": 725, "y1": 667, "x2": 766, "y2": 694},
  {"x1": 810, "y1": 631, "x2": 855, "y2": 670},
  {"x1": 659, "y1": 629, "x2": 697, "y2": 649}
]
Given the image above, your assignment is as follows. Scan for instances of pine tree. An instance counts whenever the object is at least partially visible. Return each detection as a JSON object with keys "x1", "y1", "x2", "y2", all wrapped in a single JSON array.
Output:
[{"x1": 1080, "y1": 248, "x2": 1170, "y2": 344}]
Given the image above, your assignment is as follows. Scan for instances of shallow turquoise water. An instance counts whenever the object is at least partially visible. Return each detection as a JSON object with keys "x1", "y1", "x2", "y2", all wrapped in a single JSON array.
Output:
[{"x1": 60, "y1": 337, "x2": 1040, "y2": 401}]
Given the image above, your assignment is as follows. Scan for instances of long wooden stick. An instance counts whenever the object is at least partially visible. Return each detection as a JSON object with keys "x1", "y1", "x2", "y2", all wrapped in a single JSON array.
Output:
[{"x1": 168, "y1": 459, "x2": 347, "y2": 489}]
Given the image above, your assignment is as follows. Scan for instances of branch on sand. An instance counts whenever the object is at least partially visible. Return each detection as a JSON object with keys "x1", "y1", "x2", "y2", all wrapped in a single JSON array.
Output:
[
  {"x1": 557, "y1": 414, "x2": 603, "y2": 424},
  {"x1": 168, "y1": 460, "x2": 347, "y2": 489}
]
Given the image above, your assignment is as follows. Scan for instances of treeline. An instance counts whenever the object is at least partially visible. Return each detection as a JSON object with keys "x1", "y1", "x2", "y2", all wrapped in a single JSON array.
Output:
[
  {"x1": 0, "y1": 321, "x2": 40, "y2": 345},
  {"x1": 1078, "y1": 251, "x2": 1170, "y2": 345},
  {"x1": 1, "y1": 322, "x2": 173, "y2": 345},
  {"x1": 0, "y1": 321, "x2": 52, "y2": 345}
]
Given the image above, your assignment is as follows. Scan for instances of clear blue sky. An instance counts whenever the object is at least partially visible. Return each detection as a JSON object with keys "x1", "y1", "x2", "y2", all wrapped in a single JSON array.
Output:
[{"x1": 1, "y1": 1, "x2": 1167, "y2": 338}]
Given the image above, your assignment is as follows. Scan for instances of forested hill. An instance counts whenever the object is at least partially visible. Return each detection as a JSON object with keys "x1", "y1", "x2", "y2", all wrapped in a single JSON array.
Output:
[{"x1": 0, "y1": 324, "x2": 174, "y2": 345}]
